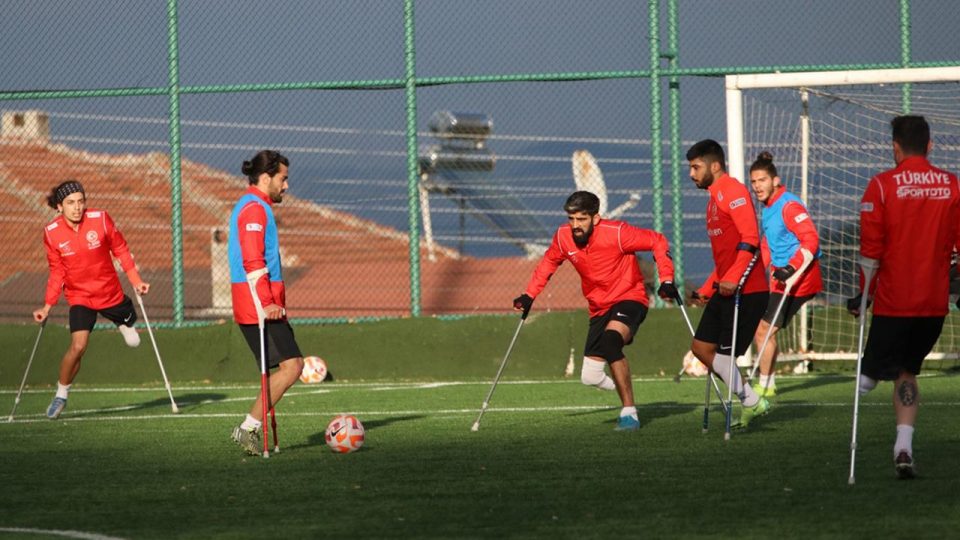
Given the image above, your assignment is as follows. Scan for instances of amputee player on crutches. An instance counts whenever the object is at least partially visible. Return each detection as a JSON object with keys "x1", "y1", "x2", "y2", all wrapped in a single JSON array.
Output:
[
  {"x1": 846, "y1": 116, "x2": 960, "y2": 480},
  {"x1": 229, "y1": 150, "x2": 304, "y2": 457},
  {"x1": 33, "y1": 180, "x2": 149, "y2": 420},
  {"x1": 686, "y1": 140, "x2": 771, "y2": 430},
  {"x1": 514, "y1": 190, "x2": 676, "y2": 431},
  {"x1": 747, "y1": 152, "x2": 823, "y2": 398}
]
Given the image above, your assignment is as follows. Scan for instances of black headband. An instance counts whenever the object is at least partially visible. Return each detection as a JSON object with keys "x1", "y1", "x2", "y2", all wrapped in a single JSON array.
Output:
[{"x1": 55, "y1": 181, "x2": 84, "y2": 205}]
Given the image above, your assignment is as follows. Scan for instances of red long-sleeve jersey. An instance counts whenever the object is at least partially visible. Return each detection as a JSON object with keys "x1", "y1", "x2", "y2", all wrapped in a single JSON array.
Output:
[
  {"x1": 860, "y1": 155, "x2": 960, "y2": 317},
  {"x1": 524, "y1": 219, "x2": 674, "y2": 317},
  {"x1": 698, "y1": 174, "x2": 767, "y2": 298},
  {"x1": 760, "y1": 189, "x2": 823, "y2": 297},
  {"x1": 229, "y1": 188, "x2": 287, "y2": 325},
  {"x1": 43, "y1": 209, "x2": 142, "y2": 310}
]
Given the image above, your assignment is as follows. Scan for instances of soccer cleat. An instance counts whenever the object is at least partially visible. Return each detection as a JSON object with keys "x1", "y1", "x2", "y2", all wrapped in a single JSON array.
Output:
[
  {"x1": 734, "y1": 397, "x2": 771, "y2": 429},
  {"x1": 46, "y1": 396, "x2": 67, "y2": 420},
  {"x1": 614, "y1": 414, "x2": 640, "y2": 432},
  {"x1": 232, "y1": 425, "x2": 262, "y2": 456},
  {"x1": 895, "y1": 451, "x2": 915, "y2": 479},
  {"x1": 752, "y1": 382, "x2": 777, "y2": 398}
]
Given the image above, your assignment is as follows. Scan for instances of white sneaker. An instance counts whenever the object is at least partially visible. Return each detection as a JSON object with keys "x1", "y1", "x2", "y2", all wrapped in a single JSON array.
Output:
[{"x1": 119, "y1": 324, "x2": 140, "y2": 347}]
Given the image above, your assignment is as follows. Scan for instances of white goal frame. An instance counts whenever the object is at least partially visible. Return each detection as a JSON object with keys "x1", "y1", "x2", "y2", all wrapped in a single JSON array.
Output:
[{"x1": 725, "y1": 66, "x2": 960, "y2": 361}]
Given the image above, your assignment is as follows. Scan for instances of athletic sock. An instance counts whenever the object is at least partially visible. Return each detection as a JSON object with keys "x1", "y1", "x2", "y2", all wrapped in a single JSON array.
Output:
[
  {"x1": 895, "y1": 424, "x2": 914, "y2": 457},
  {"x1": 858, "y1": 374, "x2": 878, "y2": 397},
  {"x1": 240, "y1": 414, "x2": 262, "y2": 431},
  {"x1": 56, "y1": 383, "x2": 70, "y2": 400},
  {"x1": 620, "y1": 406, "x2": 637, "y2": 418},
  {"x1": 713, "y1": 354, "x2": 759, "y2": 406},
  {"x1": 759, "y1": 373, "x2": 775, "y2": 389}
]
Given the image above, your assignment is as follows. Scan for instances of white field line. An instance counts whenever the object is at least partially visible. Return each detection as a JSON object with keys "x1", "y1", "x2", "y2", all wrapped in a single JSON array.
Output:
[
  {"x1": 5, "y1": 400, "x2": 960, "y2": 425},
  {"x1": 0, "y1": 527, "x2": 126, "y2": 540},
  {"x1": 0, "y1": 373, "x2": 898, "y2": 395}
]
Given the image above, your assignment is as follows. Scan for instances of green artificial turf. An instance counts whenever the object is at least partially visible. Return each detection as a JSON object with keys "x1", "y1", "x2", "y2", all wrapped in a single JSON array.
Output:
[{"x1": 1, "y1": 374, "x2": 959, "y2": 539}]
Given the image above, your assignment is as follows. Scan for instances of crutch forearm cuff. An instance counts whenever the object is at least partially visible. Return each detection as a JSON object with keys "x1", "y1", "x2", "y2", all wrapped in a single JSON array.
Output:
[{"x1": 858, "y1": 256, "x2": 879, "y2": 271}]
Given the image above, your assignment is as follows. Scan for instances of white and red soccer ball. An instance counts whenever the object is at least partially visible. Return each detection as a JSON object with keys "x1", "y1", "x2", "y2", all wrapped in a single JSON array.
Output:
[
  {"x1": 299, "y1": 356, "x2": 328, "y2": 384},
  {"x1": 325, "y1": 414, "x2": 365, "y2": 454},
  {"x1": 682, "y1": 350, "x2": 709, "y2": 377}
]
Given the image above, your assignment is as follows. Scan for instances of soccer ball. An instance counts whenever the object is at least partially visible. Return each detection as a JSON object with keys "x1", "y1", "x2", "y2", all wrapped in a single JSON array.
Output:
[
  {"x1": 682, "y1": 350, "x2": 709, "y2": 377},
  {"x1": 299, "y1": 356, "x2": 328, "y2": 384},
  {"x1": 325, "y1": 414, "x2": 365, "y2": 454}
]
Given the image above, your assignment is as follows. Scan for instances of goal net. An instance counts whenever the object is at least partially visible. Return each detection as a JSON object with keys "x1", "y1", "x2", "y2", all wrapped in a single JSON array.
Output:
[{"x1": 727, "y1": 66, "x2": 960, "y2": 362}]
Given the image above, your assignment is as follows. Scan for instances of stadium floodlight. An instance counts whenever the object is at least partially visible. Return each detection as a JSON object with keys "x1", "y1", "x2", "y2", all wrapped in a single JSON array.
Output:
[
  {"x1": 725, "y1": 65, "x2": 960, "y2": 365},
  {"x1": 7, "y1": 320, "x2": 46, "y2": 422}
]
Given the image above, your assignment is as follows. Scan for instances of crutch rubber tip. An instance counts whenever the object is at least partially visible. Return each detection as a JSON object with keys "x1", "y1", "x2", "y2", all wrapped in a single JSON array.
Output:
[
  {"x1": 848, "y1": 476, "x2": 855, "y2": 485},
  {"x1": 673, "y1": 374, "x2": 681, "y2": 383},
  {"x1": 724, "y1": 432, "x2": 731, "y2": 441},
  {"x1": 6, "y1": 416, "x2": 13, "y2": 423},
  {"x1": 274, "y1": 446, "x2": 280, "y2": 453},
  {"x1": 262, "y1": 451, "x2": 270, "y2": 459},
  {"x1": 701, "y1": 428, "x2": 708, "y2": 434},
  {"x1": 470, "y1": 422, "x2": 480, "y2": 432},
  {"x1": 171, "y1": 405, "x2": 180, "y2": 414}
]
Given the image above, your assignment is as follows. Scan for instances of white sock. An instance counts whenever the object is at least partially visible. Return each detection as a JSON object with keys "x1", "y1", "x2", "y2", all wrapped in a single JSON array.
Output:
[
  {"x1": 620, "y1": 406, "x2": 637, "y2": 418},
  {"x1": 56, "y1": 383, "x2": 70, "y2": 400},
  {"x1": 858, "y1": 374, "x2": 878, "y2": 397},
  {"x1": 240, "y1": 414, "x2": 262, "y2": 431},
  {"x1": 712, "y1": 354, "x2": 758, "y2": 406},
  {"x1": 895, "y1": 424, "x2": 914, "y2": 457},
  {"x1": 759, "y1": 373, "x2": 775, "y2": 389}
]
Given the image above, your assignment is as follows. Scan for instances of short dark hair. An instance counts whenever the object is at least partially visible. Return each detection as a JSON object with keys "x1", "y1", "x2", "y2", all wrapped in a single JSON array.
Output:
[
  {"x1": 564, "y1": 191, "x2": 600, "y2": 215},
  {"x1": 241, "y1": 150, "x2": 289, "y2": 185},
  {"x1": 749, "y1": 151, "x2": 778, "y2": 178},
  {"x1": 891, "y1": 115, "x2": 930, "y2": 156},
  {"x1": 686, "y1": 139, "x2": 726, "y2": 171}
]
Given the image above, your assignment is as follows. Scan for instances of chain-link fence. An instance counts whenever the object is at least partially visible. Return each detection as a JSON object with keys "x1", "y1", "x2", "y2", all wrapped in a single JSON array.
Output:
[{"x1": 1, "y1": 0, "x2": 957, "y2": 326}]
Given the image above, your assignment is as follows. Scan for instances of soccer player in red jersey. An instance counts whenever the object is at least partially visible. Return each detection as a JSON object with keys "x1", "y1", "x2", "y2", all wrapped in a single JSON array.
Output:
[
  {"x1": 748, "y1": 152, "x2": 823, "y2": 397},
  {"x1": 848, "y1": 116, "x2": 960, "y2": 478},
  {"x1": 228, "y1": 150, "x2": 305, "y2": 455},
  {"x1": 33, "y1": 180, "x2": 149, "y2": 419},
  {"x1": 686, "y1": 140, "x2": 771, "y2": 428},
  {"x1": 514, "y1": 191, "x2": 676, "y2": 431}
]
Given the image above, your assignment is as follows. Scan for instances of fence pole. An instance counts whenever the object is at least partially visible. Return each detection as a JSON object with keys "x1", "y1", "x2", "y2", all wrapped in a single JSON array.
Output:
[
  {"x1": 900, "y1": 0, "x2": 912, "y2": 113},
  {"x1": 404, "y1": 0, "x2": 421, "y2": 317},
  {"x1": 666, "y1": 0, "x2": 684, "y2": 292},
  {"x1": 649, "y1": 0, "x2": 664, "y2": 307},
  {"x1": 166, "y1": 0, "x2": 185, "y2": 325}
]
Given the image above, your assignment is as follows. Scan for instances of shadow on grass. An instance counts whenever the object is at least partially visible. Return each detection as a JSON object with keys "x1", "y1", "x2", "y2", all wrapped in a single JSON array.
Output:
[
  {"x1": 67, "y1": 392, "x2": 228, "y2": 418},
  {"x1": 565, "y1": 401, "x2": 697, "y2": 428},
  {"x1": 284, "y1": 414, "x2": 426, "y2": 452},
  {"x1": 778, "y1": 375, "x2": 847, "y2": 396}
]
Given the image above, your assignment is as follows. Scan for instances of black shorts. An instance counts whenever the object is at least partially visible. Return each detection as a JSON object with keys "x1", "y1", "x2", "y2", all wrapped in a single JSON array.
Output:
[
  {"x1": 239, "y1": 321, "x2": 304, "y2": 370},
  {"x1": 584, "y1": 300, "x2": 648, "y2": 360},
  {"x1": 863, "y1": 315, "x2": 944, "y2": 380},
  {"x1": 695, "y1": 291, "x2": 768, "y2": 357},
  {"x1": 69, "y1": 295, "x2": 137, "y2": 333},
  {"x1": 762, "y1": 293, "x2": 816, "y2": 328}
]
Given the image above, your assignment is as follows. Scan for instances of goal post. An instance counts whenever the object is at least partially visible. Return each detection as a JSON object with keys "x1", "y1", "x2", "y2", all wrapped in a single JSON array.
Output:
[{"x1": 725, "y1": 65, "x2": 960, "y2": 362}]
